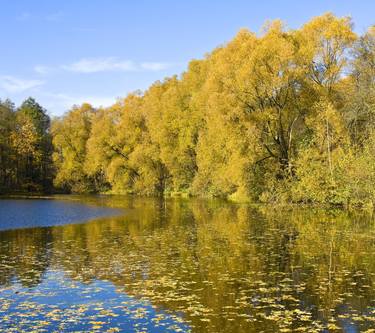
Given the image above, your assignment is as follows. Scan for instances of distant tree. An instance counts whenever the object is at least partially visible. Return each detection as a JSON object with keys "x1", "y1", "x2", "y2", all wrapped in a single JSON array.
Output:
[
  {"x1": 15, "y1": 97, "x2": 53, "y2": 191},
  {"x1": 0, "y1": 99, "x2": 16, "y2": 191}
]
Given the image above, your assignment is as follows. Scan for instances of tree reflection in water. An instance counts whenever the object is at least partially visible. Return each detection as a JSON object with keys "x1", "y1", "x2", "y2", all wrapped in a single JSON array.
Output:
[{"x1": 1, "y1": 196, "x2": 375, "y2": 332}]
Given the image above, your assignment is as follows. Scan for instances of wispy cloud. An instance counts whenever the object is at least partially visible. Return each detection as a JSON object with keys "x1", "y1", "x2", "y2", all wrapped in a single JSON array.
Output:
[
  {"x1": 34, "y1": 58, "x2": 176, "y2": 75},
  {"x1": 0, "y1": 76, "x2": 44, "y2": 93},
  {"x1": 34, "y1": 65, "x2": 52, "y2": 75},
  {"x1": 34, "y1": 57, "x2": 175, "y2": 74},
  {"x1": 61, "y1": 58, "x2": 137, "y2": 73},
  {"x1": 16, "y1": 11, "x2": 64, "y2": 22}
]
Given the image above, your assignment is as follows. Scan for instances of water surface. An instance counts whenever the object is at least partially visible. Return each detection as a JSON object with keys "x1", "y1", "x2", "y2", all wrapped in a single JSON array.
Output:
[
  {"x1": 1, "y1": 196, "x2": 375, "y2": 332},
  {"x1": 0, "y1": 198, "x2": 121, "y2": 230}
]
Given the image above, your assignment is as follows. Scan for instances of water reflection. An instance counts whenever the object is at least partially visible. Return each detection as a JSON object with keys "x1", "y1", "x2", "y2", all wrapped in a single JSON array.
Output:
[{"x1": 1, "y1": 197, "x2": 375, "y2": 332}]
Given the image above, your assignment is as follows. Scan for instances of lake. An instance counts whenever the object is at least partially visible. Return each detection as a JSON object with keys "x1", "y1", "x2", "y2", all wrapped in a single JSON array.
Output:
[{"x1": 1, "y1": 196, "x2": 375, "y2": 332}]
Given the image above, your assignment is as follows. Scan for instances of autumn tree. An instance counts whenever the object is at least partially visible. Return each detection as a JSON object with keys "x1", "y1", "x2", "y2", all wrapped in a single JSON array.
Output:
[
  {"x1": 52, "y1": 103, "x2": 96, "y2": 192},
  {"x1": 46, "y1": 14, "x2": 375, "y2": 206}
]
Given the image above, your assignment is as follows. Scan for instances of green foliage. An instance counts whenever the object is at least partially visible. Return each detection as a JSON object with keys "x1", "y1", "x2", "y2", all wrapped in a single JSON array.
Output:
[{"x1": 0, "y1": 97, "x2": 53, "y2": 193}]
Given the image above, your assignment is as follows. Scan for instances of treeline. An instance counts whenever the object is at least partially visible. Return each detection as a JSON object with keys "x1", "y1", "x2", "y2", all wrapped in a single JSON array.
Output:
[
  {"x1": 0, "y1": 98, "x2": 53, "y2": 193},
  {"x1": 3, "y1": 14, "x2": 375, "y2": 206}
]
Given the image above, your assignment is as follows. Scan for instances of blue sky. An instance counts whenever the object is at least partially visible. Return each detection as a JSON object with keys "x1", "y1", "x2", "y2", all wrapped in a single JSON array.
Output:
[{"x1": 1, "y1": 0, "x2": 374, "y2": 116}]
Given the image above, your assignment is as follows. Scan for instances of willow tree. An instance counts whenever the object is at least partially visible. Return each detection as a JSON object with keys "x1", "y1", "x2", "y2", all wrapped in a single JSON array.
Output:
[
  {"x1": 290, "y1": 14, "x2": 357, "y2": 204},
  {"x1": 85, "y1": 94, "x2": 149, "y2": 194},
  {"x1": 194, "y1": 22, "x2": 313, "y2": 199},
  {"x1": 144, "y1": 60, "x2": 206, "y2": 194},
  {"x1": 191, "y1": 29, "x2": 261, "y2": 198},
  {"x1": 52, "y1": 103, "x2": 96, "y2": 192},
  {"x1": 46, "y1": 14, "x2": 375, "y2": 205}
]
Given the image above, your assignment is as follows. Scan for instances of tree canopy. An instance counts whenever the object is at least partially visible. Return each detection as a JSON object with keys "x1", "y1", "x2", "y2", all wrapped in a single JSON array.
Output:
[{"x1": 2, "y1": 14, "x2": 375, "y2": 207}]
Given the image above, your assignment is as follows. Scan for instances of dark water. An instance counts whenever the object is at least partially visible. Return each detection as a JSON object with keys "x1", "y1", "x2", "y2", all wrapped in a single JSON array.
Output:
[{"x1": 1, "y1": 196, "x2": 375, "y2": 332}]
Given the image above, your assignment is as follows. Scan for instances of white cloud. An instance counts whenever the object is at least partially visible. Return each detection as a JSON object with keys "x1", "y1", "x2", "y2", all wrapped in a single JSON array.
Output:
[
  {"x1": 34, "y1": 65, "x2": 52, "y2": 75},
  {"x1": 62, "y1": 58, "x2": 137, "y2": 73},
  {"x1": 0, "y1": 76, "x2": 44, "y2": 93},
  {"x1": 16, "y1": 11, "x2": 64, "y2": 22},
  {"x1": 57, "y1": 57, "x2": 174, "y2": 74}
]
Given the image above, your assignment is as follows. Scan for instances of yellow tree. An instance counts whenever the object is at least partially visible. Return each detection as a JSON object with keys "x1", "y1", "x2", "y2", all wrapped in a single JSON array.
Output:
[
  {"x1": 144, "y1": 60, "x2": 206, "y2": 194},
  {"x1": 86, "y1": 93, "x2": 145, "y2": 193},
  {"x1": 52, "y1": 103, "x2": 96, "y2": 192},
  {"x1": 290, "y1": 14, "x2": 357, "y2": 204},
  {"x1": 193, "y1": 25, "x2": 305, "y2": 199}
]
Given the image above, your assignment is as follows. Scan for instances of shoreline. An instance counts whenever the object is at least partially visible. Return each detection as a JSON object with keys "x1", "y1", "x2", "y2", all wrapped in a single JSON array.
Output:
[{"x1": 1, "y1": 192, "x2": 373, "y2": 212}]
